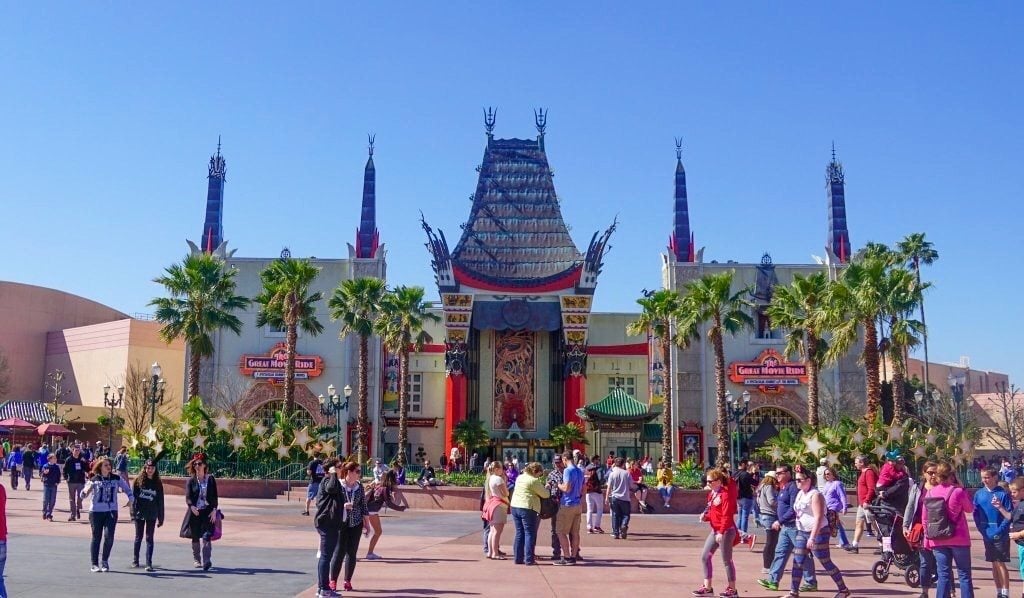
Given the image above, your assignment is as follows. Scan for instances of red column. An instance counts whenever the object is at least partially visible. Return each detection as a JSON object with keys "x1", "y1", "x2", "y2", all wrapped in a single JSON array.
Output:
[
  {"x1": 445, "y1": 372, "x2": 467, "y2": 455},
  {"x1": 564, "y1": 373, "x2": 585, "y2": 427}
]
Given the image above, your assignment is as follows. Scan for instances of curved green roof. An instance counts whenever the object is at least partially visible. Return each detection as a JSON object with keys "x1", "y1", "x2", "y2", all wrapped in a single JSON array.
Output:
[{"x1": 580, "y1": 388, "x2": 655, "y2": 420}]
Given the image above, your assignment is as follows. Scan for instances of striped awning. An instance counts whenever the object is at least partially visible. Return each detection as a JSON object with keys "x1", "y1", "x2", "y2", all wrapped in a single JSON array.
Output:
[{"x1": 0, "y1": 401, "x2": 55, "y2": 424}]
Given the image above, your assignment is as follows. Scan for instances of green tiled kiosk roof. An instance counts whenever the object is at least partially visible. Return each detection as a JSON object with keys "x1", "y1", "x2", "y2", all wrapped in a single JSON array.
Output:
[{"x1": 580, "y1": 388, "x2": 659, "y2": 421}]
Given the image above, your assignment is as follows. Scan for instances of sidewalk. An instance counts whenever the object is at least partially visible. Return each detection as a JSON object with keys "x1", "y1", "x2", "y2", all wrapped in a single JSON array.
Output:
[{"x1": 1, "y1": 479, "x2": 1007, "y2": 597}]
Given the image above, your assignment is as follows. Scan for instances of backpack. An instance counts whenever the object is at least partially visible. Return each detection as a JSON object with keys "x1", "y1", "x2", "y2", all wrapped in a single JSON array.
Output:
[{"x1": 924, "y1": 486, "x2": 957, "y2": 540}]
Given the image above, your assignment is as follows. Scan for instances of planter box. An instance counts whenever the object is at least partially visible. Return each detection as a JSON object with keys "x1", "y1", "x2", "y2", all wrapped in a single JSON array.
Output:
[{"x1": 162, "y1": 477, "x2": 293, "y2": 499}]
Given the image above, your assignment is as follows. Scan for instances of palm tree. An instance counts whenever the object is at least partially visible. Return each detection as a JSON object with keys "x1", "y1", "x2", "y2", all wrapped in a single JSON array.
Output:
[
  {"x1": 676, "y1": 272, "x2": 754, "y2": 466},
  {"x1": 897, "y1": 233, "x2": 938, "y2": 392},
  {"x1": 549, "y1": 422, "x2": 588, "y2": 453},
  {"x1": 881, "y1": 266, "x2": 925, "y2": 425},
  {"x1": 150, "y1": 253, "x2": 249, "y2": 399},
  {"x1": 329, "y1": 277, "x2": 387, "y2": 467},
  {"x1": 823, "y1": 255, "x2": 889, "y2": 423},
  {"x1": 627, "y1": 289, "x2": 682, "y2": 463},
  {"x1": 452, "y1": 419, "x2": 490, "y2": 463},
  {"x1": 377, "y1": 286, "x2": 440, "y2": 466},
  {"x1": 765, "y1": 272, "x2": 829, "y2": 429},
  {"x1": 254, "y1": 257, "x2": 324, "y2": 416}
]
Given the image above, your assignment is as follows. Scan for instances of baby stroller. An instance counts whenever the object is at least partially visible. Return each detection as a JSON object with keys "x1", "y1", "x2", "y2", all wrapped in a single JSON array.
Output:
[{"x1": 866, "y1": 500, "x2": 921, "y2": 588}]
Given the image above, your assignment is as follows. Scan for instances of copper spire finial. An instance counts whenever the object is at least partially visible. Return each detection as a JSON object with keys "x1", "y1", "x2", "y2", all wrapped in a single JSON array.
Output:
[
  {"x1": 675, "y1": 136, "x2": 683, "y2": 161},
  {"x1": 368, "y1": 133, "x2": 375, "y2": 157}
]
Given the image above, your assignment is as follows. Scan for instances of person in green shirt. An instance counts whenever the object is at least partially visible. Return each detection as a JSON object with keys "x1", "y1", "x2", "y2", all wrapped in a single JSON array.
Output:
[{"x1": 510, "y1": 462, "x2": 550, "y2": 565}]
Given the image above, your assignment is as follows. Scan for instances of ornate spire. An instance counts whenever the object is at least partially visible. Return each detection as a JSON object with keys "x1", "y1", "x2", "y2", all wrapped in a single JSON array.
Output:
[
  {"x1": 534, "y1": 108, "x2": 547, "y2": 151},
  {"x1": 355, "y1": 134, "x2": 379, "y2": 259},
  {"x1": 826, "y1": 143, "x2": 851, "y2": 263},
  {"x1": 484, "y1": 107, "x2": 496, "y2": 141},
  {"x1": 669, "y1": 137, "x2": 693, "y2": 262},
  {"x1": 202, "y1": 137, "x2": 226, "y2": 253}
]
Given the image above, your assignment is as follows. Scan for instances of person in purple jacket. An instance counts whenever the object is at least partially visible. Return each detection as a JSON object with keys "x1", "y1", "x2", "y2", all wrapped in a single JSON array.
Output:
[{"x1": 822, "y1": 468, "x2": 850, "y2": 548}]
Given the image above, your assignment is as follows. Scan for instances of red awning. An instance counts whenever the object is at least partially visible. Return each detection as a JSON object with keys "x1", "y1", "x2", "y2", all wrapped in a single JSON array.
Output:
[
  {"x1": 37, "y1": 423, "x2": 76, "y2": 437},
  {"x1": 0, "y1": 418, "x2": 38, "y2": 429}
]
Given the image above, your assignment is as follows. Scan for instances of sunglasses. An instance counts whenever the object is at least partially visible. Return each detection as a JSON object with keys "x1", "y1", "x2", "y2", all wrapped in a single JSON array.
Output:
[
  {"x1": 795, "y1": 477, "x2": 807, "y2": 481},
  {"x1": 926, "y1": 471, "x2": 937, "y2": 475}
]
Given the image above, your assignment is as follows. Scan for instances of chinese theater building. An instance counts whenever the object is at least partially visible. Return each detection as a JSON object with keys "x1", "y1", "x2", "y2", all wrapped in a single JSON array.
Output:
[
  {"x1": 419, "y1": 110, "x2": 620, "y2": 466},
  {"x1": 190, "y1": 140, "x2": 386, "y2": 456},
  {"x1": 663, "y1": 143, "x2": 866, "y2": 465}
]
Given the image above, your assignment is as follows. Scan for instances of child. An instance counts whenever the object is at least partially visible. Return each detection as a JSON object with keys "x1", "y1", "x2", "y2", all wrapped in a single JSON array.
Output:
[
  {"x1": 40, "y1": 453, "x2": 61, "y2": 520},
  {"x1": 998, "y1": 477, "x2": 1024, "y2": 598}
]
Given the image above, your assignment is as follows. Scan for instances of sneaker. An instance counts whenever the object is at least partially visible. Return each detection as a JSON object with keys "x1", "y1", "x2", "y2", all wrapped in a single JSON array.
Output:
[
  {"x1": 343, "y1": 581, "x2": 353, "y2": 591},
  {"x1": 203, "y1": 562, "x2": 211, "y2": 571},
  {"x1": 565, "y1": 558, "x2": 577, "y2": 566},
  {"x1": 194, "y1": 560, "x2": 203, "y2": 568},
  {"x1": 553, "y1": 558, "x2": 569, "y2": 566},
  {"x1": 611, "y1": 533, "x2": 620, "y2": 539},
  {"x1": 664, "y1": 502, "x2": 671, "y2": 508},
  {"x1": 100, "y1": 562, "x2": 109, "y2": 572},
  {"x1": 799, "y1": 582, "x2": 818, "y2": 592},
  {"x1": 317, "y1": 591, "x2": 339, "y2": 598},
  {"x1": 833, "y1": 591, "x2": 851, "y2": 598},
  {"x1": 844, "y1": 545, "x2": 859, "y2": 554},
  {"x1": 130, "y1": 562, "x2": 140, "y2": 569},
  {"x1": 90, "y1": 565, "x2": 101, "y2": 573},
  {"x1": 758, "y1": 579, "x2": 779, "y2": 591},
  {"x1": 692, "y1": 587, "x2": 715, "y2": 596},
  {"x1": 594, "y1": 527, "x2": 605, "y2": 534},
  {"x1": 145, "y1": 565, "x2": 155, "y2": 572},
  {"x1": 761, "y1": 568, "x2": 771, "y2": 575},
  {"x1": 328, "y1": 580, "x2": 337, "y2": 592},
  {"x1": 719, "y1": 588, "x2": 739, "y2": 598},
  {"x1": 301, "y1": 510, "x2": 310, "y2": 516},
  {"x1": 68, "y1": 516, "x2": 76, "y2": 522},
  {"x1": 365, "y1": 552, "x2": 381, "y2": 560},
  {"x1": 621, "y1": 526, "x2": 628, "y2": 539},
  {"x1": 587, "y1": 527, "x2": 594, "y2": 534}
]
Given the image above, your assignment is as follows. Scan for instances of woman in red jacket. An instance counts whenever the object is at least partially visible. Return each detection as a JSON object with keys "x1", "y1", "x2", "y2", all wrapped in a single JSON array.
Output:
[{"x1": 693, "y1": 468, "x2": 738, "y2": 597}]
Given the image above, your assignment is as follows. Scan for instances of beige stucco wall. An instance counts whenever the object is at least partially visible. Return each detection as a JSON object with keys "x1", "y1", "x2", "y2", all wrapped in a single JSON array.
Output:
[{"x1": 0, "y1": 281, "x2": 127, "y2": 402}]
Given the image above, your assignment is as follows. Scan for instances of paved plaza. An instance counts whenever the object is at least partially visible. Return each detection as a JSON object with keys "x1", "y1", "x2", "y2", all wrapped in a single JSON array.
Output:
[{"x1": 2, "y1": 479, "x2": 1012, "y2": 597}]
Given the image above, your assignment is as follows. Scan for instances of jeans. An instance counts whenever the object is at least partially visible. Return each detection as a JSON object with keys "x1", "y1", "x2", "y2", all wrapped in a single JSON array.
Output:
[
  {"x1": 67, "y1": 482, "x2": 84, "y2": 518},
  {"x1": 738, "y1": 498, "x2": 754, "y2": 535},
  {"x1": 933, "y1": 545, "x2": 974, "y2": 598},
  {"x1": 701, "y1": 528, "x2": 736, "y2": 582},
  {"x1": 133, "y1": 519, "x2": 157, "y2": 565},
  {"x1": 22, "y1": 467, "x2": 33, "y2": 490},
  {"x1": 0, "y1": 541, "x2": 6, "y2": 598},
  {"x1": 585, "y1": 492, "x2": 603, "y2": 529},
  {"x1": 658, "y1": 486, "x2": 673, "y2": 505},
  {"x1": 511, "y1": 507, "x2": 539, "y2": 564},
  {"x1": 835, "y1": 520, "x2": 849, "y2": 546},
  {"x1": 42, "y1": 485, "x2": 57, "y2": 517},
  {"x1": 921, "y1": 547, "x2": 937, "y2": 589},
  {"x1": 482, "y1": 519, "x2": 490, "y2": 554},
  {"x1": 610, "y1": 498, "x2": 631, "y2": 536},
  {"x1": 317, "y1": 528, "x2": 340, "y2": 591},
  {"x1": 8, "y1": 469, "x2": 16, "y2": 490},
  {"x1": 759, "y1": 515, "x2": 779, "y2": 569},
  {"x1": 791, "y1": 528, "x2": 846, "y2": 593},
  {"x1": 89, "y1": 511, "x2": 118, "y2": 566},
  {"x1": 550, "y1": 510, "x2": 561, "y2": 558},
  {"x1": 769, "y1": 525, "x2": 816, "y2": 585}
]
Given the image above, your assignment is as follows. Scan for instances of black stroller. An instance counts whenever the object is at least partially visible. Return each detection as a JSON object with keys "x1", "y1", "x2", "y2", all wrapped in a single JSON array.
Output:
[{"x1": 866, "y1": 500, "x2": 922, "y2": 588}]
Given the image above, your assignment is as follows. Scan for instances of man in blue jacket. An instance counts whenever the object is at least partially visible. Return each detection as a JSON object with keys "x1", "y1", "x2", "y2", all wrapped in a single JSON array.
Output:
[
  {"x1": 757, "y1": 464, "x2": 817, "y2": 592},
  {"x1": 975, "y1": 466, "x2": 1012, "y2": 598}
]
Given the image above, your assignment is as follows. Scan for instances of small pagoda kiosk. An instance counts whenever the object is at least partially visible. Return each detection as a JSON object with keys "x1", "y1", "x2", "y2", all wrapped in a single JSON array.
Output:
[{"x1": 577, "y1": 388, "x2": 661, "y2": 459}]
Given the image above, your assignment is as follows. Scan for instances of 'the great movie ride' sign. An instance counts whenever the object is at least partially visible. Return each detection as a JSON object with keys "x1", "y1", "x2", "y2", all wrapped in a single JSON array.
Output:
[
  {"x1": 728, "y1": 349, "x2": 807, "y2": 394},
  {"x1": 239, "y1": 343, "x2": 324, "y2": 380}
]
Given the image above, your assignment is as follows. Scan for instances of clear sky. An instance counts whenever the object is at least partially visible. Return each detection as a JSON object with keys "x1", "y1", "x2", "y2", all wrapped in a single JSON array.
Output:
[{"x1": 2, "y1": 4, "x2": 1021, "y2": 384}]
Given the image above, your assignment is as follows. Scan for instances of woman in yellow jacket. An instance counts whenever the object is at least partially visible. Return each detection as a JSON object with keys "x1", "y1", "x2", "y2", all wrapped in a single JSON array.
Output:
[
  {"x1": 657, "y1": 461, "x2": 675, "y2": 509},
  {"x1": 510, "y1": 462, "x2": 550, "y2": 565}
]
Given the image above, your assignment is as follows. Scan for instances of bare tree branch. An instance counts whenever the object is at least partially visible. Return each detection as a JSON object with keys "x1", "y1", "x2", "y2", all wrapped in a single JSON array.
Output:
[
  {"x1": 115, "y1": 361, "x2": 178, "y2": 438},
  {"x1": 980, "y1": 384, "x2": 1024, "y2": 459}
]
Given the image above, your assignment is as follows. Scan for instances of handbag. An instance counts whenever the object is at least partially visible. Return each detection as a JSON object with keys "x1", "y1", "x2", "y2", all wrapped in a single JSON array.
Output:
[
  {"x1": 539, "y1": 496, "x2": 559, "y2": 520},
  {"x1": 211, "y1": 509, "x2": 224, "y2": 542},
  {"x1": 826, "y1": 510, "x2": 840, "y2": 537},
  {"x1": 178, "y1": 509, "x2": 192, "y2": 539}
]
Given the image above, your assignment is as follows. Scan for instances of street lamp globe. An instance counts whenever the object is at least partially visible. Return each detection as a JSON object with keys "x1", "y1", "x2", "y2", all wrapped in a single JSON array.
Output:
[
  {"x1": 741, "y1": 390, "x2": 751, "y2": 403},
  {"x1": 318, "y1": 394, "x2": 326, "y2": 405},
  {"x1": 117, "y1": 385, "x2": 125, "y2": 395},
  {"x1": 914, "y1": 389, "x2": 924, "y2": 403},
  {"x1": 103, "y1": 384, "x2": 111, "y2": 395},
  {"x1": 327, "y1": 384, "x2": 336, "y2": 397},
  {"x1": 151, "y1": 362, "x2": 162, "y2": 379},
  {"x1": 725, "y1": 390, "x2": 733, "y2": 404},
  {"x1": 343, "y1": 384, "x2": 353, "y2": 398},
  {"x1": 931, "y1": 389, "x2": 941, "y2": 402}
]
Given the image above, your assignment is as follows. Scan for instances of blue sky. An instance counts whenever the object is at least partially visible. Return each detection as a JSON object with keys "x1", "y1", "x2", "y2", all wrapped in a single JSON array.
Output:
[{"x1": 2, "y1": 4, "x2": 1020, "y2": 383}]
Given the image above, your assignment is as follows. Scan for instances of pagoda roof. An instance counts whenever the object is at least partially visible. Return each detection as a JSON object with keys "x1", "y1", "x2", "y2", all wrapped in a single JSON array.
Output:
[
  {"x1": 578, "y1": 388, "x2": 661, "y2": 422},
  {"x1": 450, "y1": 136, "x2": 583, "y2": 290}
]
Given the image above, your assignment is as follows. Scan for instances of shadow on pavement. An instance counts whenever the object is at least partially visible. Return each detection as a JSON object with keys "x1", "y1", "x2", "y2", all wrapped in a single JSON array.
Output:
[
  {"x1": 357, "y1": 590, "x2": 480, "y2": 596},
  {"x1": 369, "y1": 558, "x2": 476, "y2": 564}
]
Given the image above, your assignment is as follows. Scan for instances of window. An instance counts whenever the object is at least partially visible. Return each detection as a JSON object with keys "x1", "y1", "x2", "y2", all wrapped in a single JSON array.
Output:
[
  {"x1": 263, "y1": 323, "x2": 287, "y2": 338},
  {"x1": 755, "y1": 306, "x2": 783, "y2": 340},
  {"x1": 410, "y1": 373, "x2": 423, "y2": 414},
  {"x1": 608, "y1": 376, "x2": 636, "y2": 397}
]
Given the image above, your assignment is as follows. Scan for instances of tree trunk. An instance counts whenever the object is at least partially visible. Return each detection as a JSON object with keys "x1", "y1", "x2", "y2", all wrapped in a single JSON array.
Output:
[
  {"x1": 807, "y1": 332, "x2": 820, "y2": 430},
  {"x1": 188, "y1": 346, "x2": 202, "y2": 400},
  {"x1": 284, "y1": 313, "x2": 297, "y2": 417},
  {"x1": 863, "y1": 317, "x2": 881, "y2": 422},
  {"x1": 397, "y1": 347, "x2": 410, "y2": 467},
  {"x1": 713, "y1": 318, "x2": 729, "y2": 467},
  {"x1": 357, "y1": 333, "x2": 369, "y2": 468},
  {"x1": 661, "y1": 336, "x2": 673, "y2": 465},
  {"x1": 892, "y1": 339, "x2": 906, "y2": 426}
]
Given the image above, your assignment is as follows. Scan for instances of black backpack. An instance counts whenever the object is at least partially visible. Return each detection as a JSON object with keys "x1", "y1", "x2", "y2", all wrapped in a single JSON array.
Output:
[{"x1": 924, "y1": 486, "x2": 956, "y2": 540}]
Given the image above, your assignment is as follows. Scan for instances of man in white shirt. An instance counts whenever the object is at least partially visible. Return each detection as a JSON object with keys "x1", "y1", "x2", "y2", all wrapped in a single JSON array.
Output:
[{"x1": 815, "y1": 458, "x2": 828, "y2": 493}]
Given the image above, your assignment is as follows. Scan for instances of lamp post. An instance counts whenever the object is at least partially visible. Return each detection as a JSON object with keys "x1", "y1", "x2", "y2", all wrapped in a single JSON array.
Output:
[
  {"x1": 102, "y1": 383, "x2": 125, "y2": 452},
  {"x1": 144, "y1": 362, "x2": 166, "y2": 426},
  {"x1": 726, "y1": 390, "x2": 751, "y2": 471},
  {"x1": 948, "y1": 373, "x2": 967, "y2": 438},
  {"x1": 318, "y1": 383, "x2": 352, "y2": 453},
  {"x1": 914, "y1": 388, "x2": 943, "y2": 429}
]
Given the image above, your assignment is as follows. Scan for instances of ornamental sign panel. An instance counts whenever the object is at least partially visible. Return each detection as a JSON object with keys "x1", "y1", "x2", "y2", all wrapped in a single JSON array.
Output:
[
  {"x1": 383, "y1": 417, "x2": 437, "y2": 428},
  {"x1": 239, "y1": 343, "x2": 324, "y2": 380},
  {"x1": 728, "y1": 349, "x2": 808, "y2": 394}
]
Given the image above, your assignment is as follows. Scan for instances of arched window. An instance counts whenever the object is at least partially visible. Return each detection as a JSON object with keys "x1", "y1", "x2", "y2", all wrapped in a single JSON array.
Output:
[{"x1": 251, "y1": 400, "x2": 316, "y2": 432}]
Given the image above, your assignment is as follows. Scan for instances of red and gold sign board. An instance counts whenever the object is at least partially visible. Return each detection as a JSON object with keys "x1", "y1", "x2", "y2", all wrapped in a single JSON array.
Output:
[
  {"x1": 382, "y1": 417, "x2": 438, "y2": 428},
  {"x1": 239, "y1": 343, "x2": 324, "y2": 380},
  {"x1": 728, "y1": 349, "x2": 807, "y2": 395}
]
